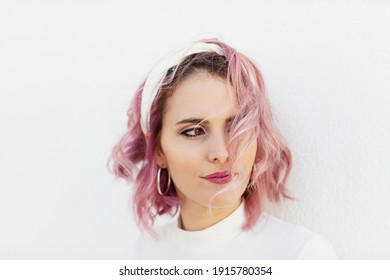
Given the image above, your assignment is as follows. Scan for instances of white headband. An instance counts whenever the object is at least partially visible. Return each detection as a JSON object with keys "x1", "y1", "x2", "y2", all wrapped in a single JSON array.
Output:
[{"x1": 140, "y1": 42, "x2": 225, "y2": 134}]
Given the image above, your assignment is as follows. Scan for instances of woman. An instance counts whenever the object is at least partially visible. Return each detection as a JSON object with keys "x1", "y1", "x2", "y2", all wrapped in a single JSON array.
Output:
[{"x1": 109, "y1": 38, "x2": 337, "y2": 259}]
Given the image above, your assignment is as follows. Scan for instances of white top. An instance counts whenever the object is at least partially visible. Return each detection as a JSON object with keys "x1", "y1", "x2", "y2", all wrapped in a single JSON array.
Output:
[{"x1": 134, "y1": 203, "x2": 337, "y2": 259}]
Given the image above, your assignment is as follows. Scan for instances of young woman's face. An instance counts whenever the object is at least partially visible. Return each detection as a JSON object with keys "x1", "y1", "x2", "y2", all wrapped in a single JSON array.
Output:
[{"x1": 156, "y1": 73, "x2": 257, "y2": 210}]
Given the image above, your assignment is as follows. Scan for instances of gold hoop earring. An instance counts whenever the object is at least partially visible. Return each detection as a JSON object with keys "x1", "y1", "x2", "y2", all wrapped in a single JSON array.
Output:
[{"x1": 157, "y1": 168, "x2": 171, "y2": 195}]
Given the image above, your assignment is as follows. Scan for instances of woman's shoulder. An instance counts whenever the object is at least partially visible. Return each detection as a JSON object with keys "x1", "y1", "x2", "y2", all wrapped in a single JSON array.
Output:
[
  {"x1": 252, "y1": 213, "x2": 337, "y2": 259},
  {"x1": 133, "y1": 221, "x2": 178, "y2": 259},
  {"x1": 257, "y1": 213, "x2": 315, "y2": 239}
]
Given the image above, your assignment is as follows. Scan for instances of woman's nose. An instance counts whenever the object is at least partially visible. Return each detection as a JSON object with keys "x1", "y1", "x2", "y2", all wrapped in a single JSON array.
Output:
[{"x1": 207, "y1": 131, "x2": 229, "y2": 163}]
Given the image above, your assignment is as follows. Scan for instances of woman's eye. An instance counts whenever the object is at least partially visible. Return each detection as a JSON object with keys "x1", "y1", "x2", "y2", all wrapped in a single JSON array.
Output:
[{"x1": 181, "y1": 127, "x2": 205, "y2": 137}]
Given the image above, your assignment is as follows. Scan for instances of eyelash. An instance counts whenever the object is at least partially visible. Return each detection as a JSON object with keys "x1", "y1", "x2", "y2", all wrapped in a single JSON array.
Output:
[
  {"x1": 180, "y1": 124, "x2": 233, "y2": 138},
  {"x1": 180, "y1": 127, "x2": 206, "y2": 138}
]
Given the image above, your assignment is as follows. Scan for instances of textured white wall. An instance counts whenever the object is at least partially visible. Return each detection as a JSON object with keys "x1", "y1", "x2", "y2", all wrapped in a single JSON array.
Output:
[{"x1": 0, "y1": 0, "x2": 389, "y2": 259}]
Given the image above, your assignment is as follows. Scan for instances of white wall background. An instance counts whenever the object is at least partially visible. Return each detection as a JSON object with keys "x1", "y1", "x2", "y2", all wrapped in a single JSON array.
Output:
[{"x1": 0, "y1": 0, "x2": 389, "y2": 259}]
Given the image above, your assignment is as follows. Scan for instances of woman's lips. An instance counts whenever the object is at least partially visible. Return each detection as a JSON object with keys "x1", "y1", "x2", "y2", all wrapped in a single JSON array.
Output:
[{"x1": 201, "y1": 171, "x2": 233, "y2": 184}]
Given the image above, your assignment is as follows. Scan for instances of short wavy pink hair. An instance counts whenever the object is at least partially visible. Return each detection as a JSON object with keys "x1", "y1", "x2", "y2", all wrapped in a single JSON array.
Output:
[{"x1": 108, "y1": 38, "x2": 292, "y2": 235}]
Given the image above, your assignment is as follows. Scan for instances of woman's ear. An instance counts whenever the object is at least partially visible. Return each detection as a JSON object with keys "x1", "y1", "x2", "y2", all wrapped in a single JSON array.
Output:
[
  {"x1": 154, "y1": 147, "x2": 167, "y2": 168},
  {"x1": 146, "y1": 132, "x2": 167, "y2": 168}
]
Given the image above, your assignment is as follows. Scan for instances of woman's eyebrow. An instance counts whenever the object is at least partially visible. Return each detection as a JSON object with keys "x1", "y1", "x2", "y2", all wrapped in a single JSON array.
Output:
[
  {"x1": 176, "y1": 116, "x2": 236, "y2": 126},
  {"x1": 176, "y1": 118, "x2": 206, "y2": 125}
]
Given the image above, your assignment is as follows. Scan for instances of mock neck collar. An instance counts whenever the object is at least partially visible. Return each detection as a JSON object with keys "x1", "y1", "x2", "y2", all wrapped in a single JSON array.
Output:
[{"x1": 170, "y1": 202, "x2": 246, "y2": 253}]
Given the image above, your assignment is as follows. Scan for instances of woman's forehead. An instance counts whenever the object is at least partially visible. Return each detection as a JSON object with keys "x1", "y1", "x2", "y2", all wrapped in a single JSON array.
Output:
[{"x1": 163, "y1": 74, "x2": 237, "y2": 121}]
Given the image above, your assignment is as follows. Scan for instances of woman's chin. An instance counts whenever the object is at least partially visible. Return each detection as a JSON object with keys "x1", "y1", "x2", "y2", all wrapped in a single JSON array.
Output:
[{"x1": 208, "y1": 194, "x2": 242, "y2": 209}]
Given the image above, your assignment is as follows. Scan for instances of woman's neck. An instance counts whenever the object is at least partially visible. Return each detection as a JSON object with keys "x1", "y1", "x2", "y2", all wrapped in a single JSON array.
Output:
[{"x1": 179, "y1": 199, "x2": 242, "y2": 231}]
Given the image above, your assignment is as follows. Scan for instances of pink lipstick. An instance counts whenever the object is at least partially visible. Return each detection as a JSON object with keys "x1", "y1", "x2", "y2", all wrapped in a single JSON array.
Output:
[{"x1": 202, "y1": 171, "x2": 233, "y2": 184}]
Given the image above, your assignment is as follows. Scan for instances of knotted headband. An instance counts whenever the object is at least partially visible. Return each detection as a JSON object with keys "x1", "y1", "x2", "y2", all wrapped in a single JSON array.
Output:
[{"x1": 140, "y1": 42, "x2": 225, "y2": 134}]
